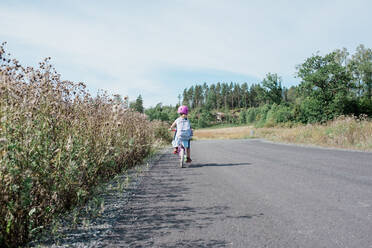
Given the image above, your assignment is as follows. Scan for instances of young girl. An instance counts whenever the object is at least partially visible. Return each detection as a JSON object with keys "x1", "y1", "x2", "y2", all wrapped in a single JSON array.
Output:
[{"x1": 170, "y1": 105, "x2": 192, "y2": 163}]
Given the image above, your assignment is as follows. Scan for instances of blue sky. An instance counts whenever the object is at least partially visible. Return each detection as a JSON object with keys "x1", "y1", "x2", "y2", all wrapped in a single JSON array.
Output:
[{"x1": 1, "y1": 0, "x2": 372, "y2": 107}]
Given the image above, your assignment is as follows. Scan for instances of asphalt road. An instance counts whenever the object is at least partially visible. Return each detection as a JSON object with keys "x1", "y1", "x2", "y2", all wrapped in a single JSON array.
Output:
[{"x1": 47, "y1": 139, "x2": 372, "y2": 247}]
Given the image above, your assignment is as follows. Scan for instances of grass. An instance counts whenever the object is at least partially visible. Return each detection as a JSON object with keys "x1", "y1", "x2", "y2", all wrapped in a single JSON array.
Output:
[
  {"x1": 198, "y1": 123, "x2": 245, "y2": 130},
  {"x1": 193, "y1": 116, "x2": 372, "y2": 151},
  {"x1": 194, "y1": 126, "x2": 256, "y2": 140}
]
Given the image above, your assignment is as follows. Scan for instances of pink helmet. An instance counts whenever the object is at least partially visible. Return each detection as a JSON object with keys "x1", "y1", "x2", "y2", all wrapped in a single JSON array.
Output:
[{"x1": 177, "y1": 105, "x2": 189, "y2": 115}]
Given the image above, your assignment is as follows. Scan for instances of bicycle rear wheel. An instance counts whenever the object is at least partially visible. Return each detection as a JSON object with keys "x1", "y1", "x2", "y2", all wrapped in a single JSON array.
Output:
[{"x1": 179, "y1": 147, "x2": 185, "y2": 168}]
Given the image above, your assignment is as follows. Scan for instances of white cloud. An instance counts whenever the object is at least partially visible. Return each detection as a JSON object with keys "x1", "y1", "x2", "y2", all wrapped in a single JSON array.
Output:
[{"x1": 1, "y1": 0, "x2": 371, "y2": 106}]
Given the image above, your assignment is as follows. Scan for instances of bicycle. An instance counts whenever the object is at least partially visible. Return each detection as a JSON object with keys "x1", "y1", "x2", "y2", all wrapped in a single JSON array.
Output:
[{"x1": 171, "y1": 129, "x2": 188, "y2": 168}]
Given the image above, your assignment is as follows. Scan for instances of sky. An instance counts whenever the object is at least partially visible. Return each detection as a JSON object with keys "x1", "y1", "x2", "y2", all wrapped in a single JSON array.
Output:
[{"x1": 1, "y1": 0, "x2": 371, "y2": 107}]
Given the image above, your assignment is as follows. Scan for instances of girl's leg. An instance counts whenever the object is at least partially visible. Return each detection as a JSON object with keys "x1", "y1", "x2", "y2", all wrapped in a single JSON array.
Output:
[
  {"x1": 187, "y1": 140, "x2": 191, "y2": 158},
  {"x1": 173, "y1": 129, "x2": 178, "y2": 153},
  {"x1": 186, "y1": 140, "x2": 192, "y2": 162}
]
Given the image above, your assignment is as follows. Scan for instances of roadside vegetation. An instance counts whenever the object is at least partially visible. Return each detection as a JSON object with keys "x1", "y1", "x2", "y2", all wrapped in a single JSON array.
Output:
[
  {"x1": 0, "y1": 44, "x2": 170, "y2": 247},
  {"x1": 147, "y1": 45, "x2": 371, "y2": 129},
  {"x1": 146, "y1": 45, "x2": 371, "y2": 150},
  {"x1": 194, "y1": 116, "x2": 372, "y2": 151}
]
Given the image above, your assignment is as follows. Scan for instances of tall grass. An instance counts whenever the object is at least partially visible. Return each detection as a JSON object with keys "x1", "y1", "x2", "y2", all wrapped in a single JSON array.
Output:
[
  {"x1": 0, "y1": 44, "x2": 165, "y2": 247},
  {"x1": 256, "y1": 115, "x2": 372, "y2": 150},
  {"x1": 194, "y1": 116, "x2": 372, "y2": 151}
]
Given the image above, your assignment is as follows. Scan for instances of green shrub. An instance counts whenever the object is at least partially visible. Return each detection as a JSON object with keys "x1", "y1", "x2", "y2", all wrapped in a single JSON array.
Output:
[
  {"x1": 295, "y1": 97, "x2": 325, "y2": 123},
  {"x1": 239, "y1": 109, "x2": 246, "y2": 124},
  {"x1": 246, "y1": 108, "x2": 257, "y2": 124},
  {"x1": 255, "y1": 104, "x2": 271, "y2": 127},
  {"x1": 266, "y1": 104, "x2": 294, "y2": 126}
]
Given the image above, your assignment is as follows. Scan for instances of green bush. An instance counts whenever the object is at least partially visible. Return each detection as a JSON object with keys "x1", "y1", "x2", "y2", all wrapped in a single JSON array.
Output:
[
  {"x1": 295, "y1": 97, "x2": 325, "y2": 123},
  {"x1": 266, "y1": 104, "x2": 294, "y2": 126},
  {"x1": 145, "y1": 104, "x2": 178, "y2": 122},
  {"x1": 255, "y1": 104, "x2": 271, "y2": 127},
  {"x1": 239, "y1": 109, "x2": 246, "y2": 124},
  {"x1": 359, "y1": 98, "x2": 372, "y2": 116},
  {"x1": 246, "y1": 108, "x2": 257, "y2": 124}
]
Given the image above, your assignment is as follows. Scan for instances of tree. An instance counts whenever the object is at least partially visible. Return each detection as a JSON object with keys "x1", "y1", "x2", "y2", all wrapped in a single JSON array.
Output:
[
  {"x1": 296, "y1": 52, "x2": 353, "y2": 121},
  {"x1": 182, "y1": 89, "x2": 190, "y2": 106},
  {"x1": 221, "y1": 83, "x2": 229, "y2": 110},
  {"x1": 350, "y1": 44, "x2": 372, "y2": 100},
  {"x1": 250, "y1": 84, "x2": 266, "y2": 107},
  {"x1": 130, "y1": 94, "x2": 144, "y2": 113},
  {"x1": 205, "y1": 85, "x2": 216, "y2": 110},
  {"x1": 334, "y1": 47, "x2": 349, "y2": 66},
  {"x1": 215, "y1": 82, "x2": 222, "y2": 109},
  {"x1": 241, "y1": 83, "x2": 249, "y2": 108},
  {"x1": 286, "y1": 86, "x2": 299, "y2": 103},
  {"x1": 145, "y1": 103, "x2": 175, "y2": 121},
  {"x1": 239, "y1": 109, "x2": 246, "y2": 124},
  {"x1": 187, "y1": 86, "x2": 195, "y2": 108},
  {"x1": 261, "y1": 73, "x2": 283, "y2": 105},
  {"x1": 233, "y1": 83, "x2": 242, "y2": 108},
  {"x1": 194, "y1": 85, "x2": 203, "y2": 108},
  {"x1": 202, "y1": 82, "x2": 209, "y2": 104},
  {"x1": 228, "y1": 82, "x2": 234, "y2": 108}
]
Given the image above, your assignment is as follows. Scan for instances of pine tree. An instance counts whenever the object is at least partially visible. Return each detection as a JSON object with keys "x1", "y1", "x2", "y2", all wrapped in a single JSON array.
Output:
[{"x1": 131, "y1": 94, "x2": 144, "y2": 113}]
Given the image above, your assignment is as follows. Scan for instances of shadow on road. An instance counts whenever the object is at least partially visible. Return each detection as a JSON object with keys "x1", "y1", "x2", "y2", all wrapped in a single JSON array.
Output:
[
  {"x1": 189, "y1": 162, "x2": 251, "y2": 168},
  {"x1": 36, "y1": 153, "x2": 232, "y2": 247},
  {"x1": 226, "y1": 213, "x2": 264, "y2": 219},
  {"x1": 159, "y1": 239, "x2": 230, "y2": 247}
]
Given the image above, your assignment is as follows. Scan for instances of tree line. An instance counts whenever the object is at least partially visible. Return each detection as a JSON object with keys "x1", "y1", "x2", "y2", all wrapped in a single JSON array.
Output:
[
  {"x1": 183, "y1": 45, "x2": 371, "y2": 120},
  {"x1": 146, "y1": 45, "x2": 371, "y2": 127},
  {"x1": 181, "y1": 74, "x2": 286, "y2": 110}
]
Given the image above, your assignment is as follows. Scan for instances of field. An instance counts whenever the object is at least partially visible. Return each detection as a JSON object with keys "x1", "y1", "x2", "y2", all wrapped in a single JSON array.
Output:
[{"x1": 193, "y1": 116, "x2": 372, "y2": 151}]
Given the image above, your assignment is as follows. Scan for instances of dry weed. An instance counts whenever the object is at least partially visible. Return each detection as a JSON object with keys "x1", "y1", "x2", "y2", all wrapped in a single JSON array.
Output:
[{"x1": 0, "y1": 43, "x2": 159, "y2": 247}]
